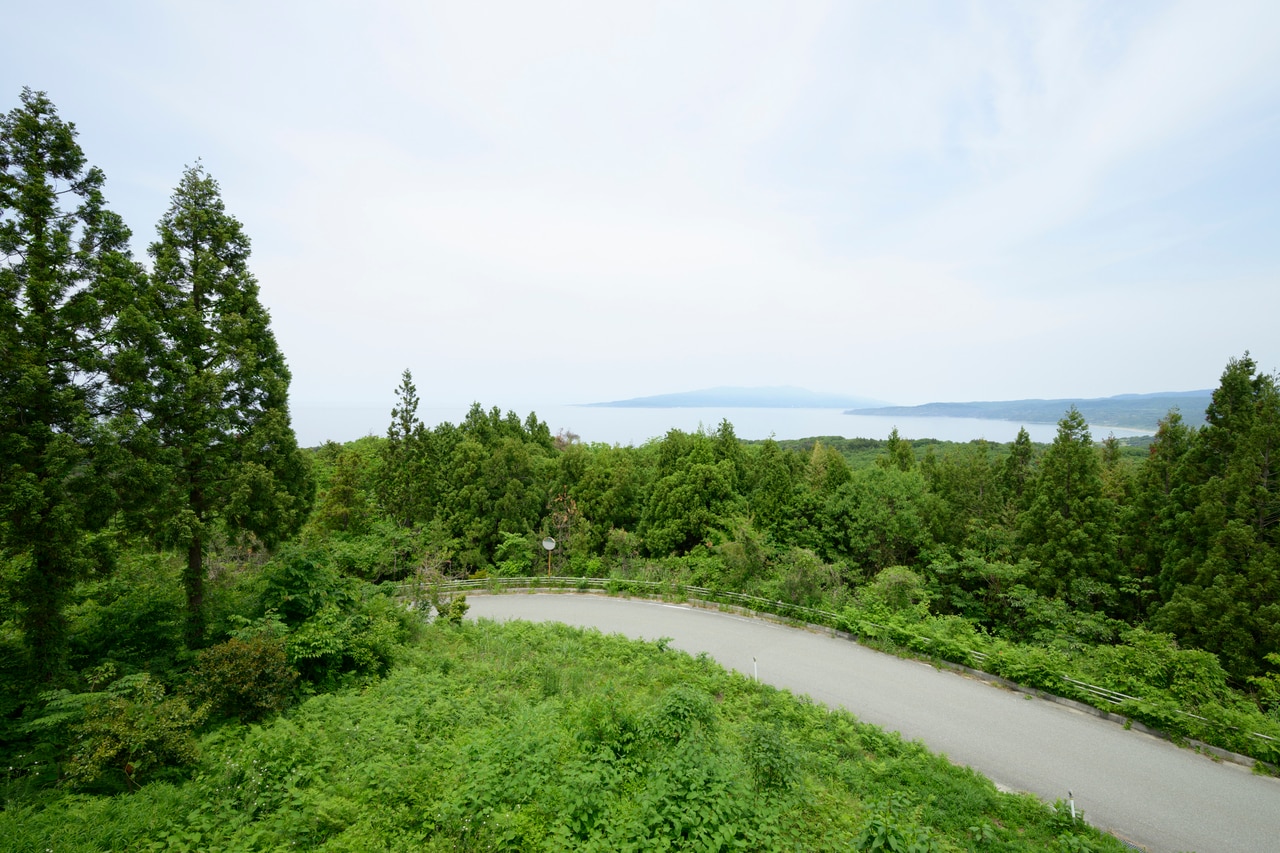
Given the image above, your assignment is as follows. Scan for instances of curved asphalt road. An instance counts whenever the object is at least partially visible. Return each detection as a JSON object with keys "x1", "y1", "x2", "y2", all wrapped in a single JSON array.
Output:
[{"x1": 467, "y1": 593, "x2": 1280, "y2": 853}]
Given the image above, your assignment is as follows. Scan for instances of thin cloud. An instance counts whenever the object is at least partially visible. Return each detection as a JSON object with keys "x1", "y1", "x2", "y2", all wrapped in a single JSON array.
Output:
[{"x1": 3, "y1": 0, "x2": 1277, "y2": 430}]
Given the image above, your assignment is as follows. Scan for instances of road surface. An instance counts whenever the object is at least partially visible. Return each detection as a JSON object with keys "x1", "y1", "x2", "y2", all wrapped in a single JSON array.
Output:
[{"x1": 467, "y1": 593, "x2": 1280, "y2": 853}]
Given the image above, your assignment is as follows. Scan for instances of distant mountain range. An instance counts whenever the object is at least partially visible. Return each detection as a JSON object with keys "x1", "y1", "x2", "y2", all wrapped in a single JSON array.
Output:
[
  {"x1": 851, "y1": 390, "x2": 1214, "y2": 431},
  {"x1": 584, "y1": 386, "x2": 1215, "y2": 431},
  {"x1": 583, "y1": 386, "x2": 888, "y2": 409}
]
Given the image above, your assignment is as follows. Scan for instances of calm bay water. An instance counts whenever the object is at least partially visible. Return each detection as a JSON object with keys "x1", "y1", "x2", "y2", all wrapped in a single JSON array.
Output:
[{"x1": 292, "y1": 403, "x2": 1152, "y2": 449}]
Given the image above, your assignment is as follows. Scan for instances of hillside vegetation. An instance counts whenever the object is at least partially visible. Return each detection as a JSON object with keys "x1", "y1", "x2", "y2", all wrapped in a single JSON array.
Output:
[
  {"x1": 3, "y1": 616, "x2": 1131, "y2": 852},
  {"x1": 3, "y1": 89, "x2": 1278, "y2": 851}
]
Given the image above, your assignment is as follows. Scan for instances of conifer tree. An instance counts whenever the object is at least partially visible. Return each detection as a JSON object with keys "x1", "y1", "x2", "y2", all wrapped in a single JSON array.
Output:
[
  {"x1": 314, "y1": 447, "x2": 372, "y2": 534},
  {"x1": 377, "y1": 369, "x2": 430, "y2": 527},
  {"x1": 0, "y1": 89, "x2": 151, "y2": 678},
  {"x1": 1153, "y1": 354, "x2": 1280, "y2": 678},
  {"x1": 878, "y1": 426, "x2": 916, "y2": 472},
  {"x1": 145, "y1": 163, "x2": 312, "y2": 644},
  {"x1": 1000, "y1": 427, "x2": 1036, "y2": 509},
  {"x1": 749, "y1": 437, "x2": 798, "y2": 539},
  {"x1": 1017, "y1": 407, "x2": 1119, "y2": 609},
  {"x1": 1123, "y1": 409, "x2": 1194, "y2": 612}
]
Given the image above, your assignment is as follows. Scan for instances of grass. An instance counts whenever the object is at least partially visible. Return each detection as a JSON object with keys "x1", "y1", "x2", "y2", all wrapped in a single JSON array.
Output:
[{"x1": 2, "y1": 619, "x2": 1131, "y2": 852}]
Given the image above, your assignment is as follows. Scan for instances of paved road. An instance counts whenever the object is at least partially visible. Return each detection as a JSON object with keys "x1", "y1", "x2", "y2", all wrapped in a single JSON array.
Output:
[{"x1": 467, "y1": 593, "x2": 1280, "y2": 853}]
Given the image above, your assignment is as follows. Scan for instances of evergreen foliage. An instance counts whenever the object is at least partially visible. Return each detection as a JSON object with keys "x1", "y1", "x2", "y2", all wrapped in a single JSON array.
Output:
[
  {"x1": 1149, "y1": 354, "x2": 1280, "y2": 678},
  {"x1": 142, "y1": 162, "x2": 314, "y2": 644},
  {"x1": 0, "y1": 88, "x2": 151, "y2": 680},
  {"x1": 1018, "y1": 407, "x2": 1120, "y2": 611},
  {"x1": 377, "y1": 369, "x2": 431, "y2": 528},
  {"x1": 2, "y1": 89, "x2": 1277, "y2": 851}
]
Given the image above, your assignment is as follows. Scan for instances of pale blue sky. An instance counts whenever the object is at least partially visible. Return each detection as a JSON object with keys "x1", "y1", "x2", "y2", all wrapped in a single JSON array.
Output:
[{"x1": 6, "y1": 1, "x2": 1279, "y2": 429}]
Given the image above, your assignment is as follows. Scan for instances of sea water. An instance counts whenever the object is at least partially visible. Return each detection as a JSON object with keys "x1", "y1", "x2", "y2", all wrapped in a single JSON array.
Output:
[{"x1": 291, "y1": 403, "x2": 1153, "y2": 449}]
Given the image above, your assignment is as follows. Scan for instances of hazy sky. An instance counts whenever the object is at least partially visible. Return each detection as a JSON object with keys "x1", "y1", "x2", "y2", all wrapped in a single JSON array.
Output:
[{"x1": 6, "y1": 1, "x2": 1279, "y2": 422}]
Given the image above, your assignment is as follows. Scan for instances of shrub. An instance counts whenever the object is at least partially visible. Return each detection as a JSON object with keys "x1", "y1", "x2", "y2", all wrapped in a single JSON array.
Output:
[
  {"x1": 64, "y1": 552, "x2": 185, "y2": 675},
  {"x1": 260, "y1": 547, "x2": 355, "y2": 625},
  {"x1": 189, "y1": 634, "x2": 298, "y2": 722},
  {"x1": 1250, "y1": 654, "x2": 1280, "y2": 715},
  {"x1": 286, "y1": 592, "x2": 409, "y2": 687},
  {"x1": 985, "y1": 645, "x2": 1073, "y2": 695},
  {"x1": 854, "y1": 805, "x2": 945, "y2": 853},
  {"x1": 65, "y1": 674, "x2": 205, "y2": 790},
  {"x1": 644, "y1": 684, "x2": 717, "y2": 745},
  {"x1": 744, "y1": 719, "x2": 799, "y2": 794},
  {"x1": 493, "y1": 531, "x2": 536, "y2": 577},
  {"x1": 436, "y1": 593, "x2": 469, "y2": 626},
  {"x1": 863, "y1": 566, "x2": 930, "y2": 615},
  {"x1": 1087, "y1": 628, "x2": 1233, "y2": 708},
  {"x1": 765, "y1": 547, "x2": 840, "y2": 608}
]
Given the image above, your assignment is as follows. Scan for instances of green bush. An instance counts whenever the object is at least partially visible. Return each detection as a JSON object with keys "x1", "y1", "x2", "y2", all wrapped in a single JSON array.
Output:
[
  {"x1": 744, "y1": 718, "x2": 799, "y2": 794},
  {"x1": 493, "y1": 530, "x2": 537, "y2": 576},
  {"x1": 567, "y1": 553, "x2": 606, "y2": 578},
  {"x1": 64, "y1": 552, "x2": 185, "y2": 676},
  {"x1": 643, "y1": 683, "x2": 717, "y2": 745},
  {"x1": 286, "y1": 592, "x2": 409, "y2": 687},
  {"x1": 189, "y1": 634, "x2": 297, "y2": 722},
  {"x1": 854, "y1": 814, "x2": 944, "y2": 852},
  {"x1": 65, "y1": 674, "x2": 205, "y2": 790},
  {"x1": 862, "y1": 566, "x2": 930, "y2": 615},
  {"x1": 761, "y1": 547, "x2": 841, "y2": 608},
  {"x1": 1085, "y1": 628, "x2": 1233, "y2": 708},
  {"x1": 1250, "y1": 654, "x2": 1280, "y2": 715},
  {"x1": 260, "y1": 546, "x2": 355, "y2": 625},
  {"x1": 435, "y1": 593, "x2": 468, "y2": 625},
  {"x1": 985, "y1": 645, "x2": 1073, "y2": 695}
]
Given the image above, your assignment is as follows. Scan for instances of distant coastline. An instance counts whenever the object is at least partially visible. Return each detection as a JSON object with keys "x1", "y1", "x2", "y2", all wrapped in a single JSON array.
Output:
[
  {"x1": 582, "y1": 386, "x2": 1214, "y2": 432},
  {"x1": 850, "y1": 390, "x2": 1213, "y2": 432}
]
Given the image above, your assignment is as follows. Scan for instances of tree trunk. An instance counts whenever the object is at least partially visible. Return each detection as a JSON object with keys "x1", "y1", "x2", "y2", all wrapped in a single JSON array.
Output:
[
  {"x1": 23, "y1": 544, "x2": 68, "y2": 682},
  {"x1": 184, "y1": 533, "x2": 205, "y2": 647}
]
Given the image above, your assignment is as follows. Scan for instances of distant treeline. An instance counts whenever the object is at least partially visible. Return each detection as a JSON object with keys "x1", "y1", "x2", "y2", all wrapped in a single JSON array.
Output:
[{"x1": 312, "y1": 355, "x2": 1278, "y2": 684}]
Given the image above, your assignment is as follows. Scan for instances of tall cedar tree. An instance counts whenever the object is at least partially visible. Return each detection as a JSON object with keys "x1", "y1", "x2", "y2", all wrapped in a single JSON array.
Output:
[
  {"x1": 0, "y1": 89, "x2": 151, "y2": 679},
  {"x1": 1017, "y1": 407, "x2": 1119, "y2": 610},
  {"x1": 147, "y1": 164, "x2": 312, "y2": 645},
  {"x1": 377, "y1": 369, "x2": 430, "y2": 527},
  {"x1": 1152, "y1": 354, "x2": 1280, "y2": 678}
]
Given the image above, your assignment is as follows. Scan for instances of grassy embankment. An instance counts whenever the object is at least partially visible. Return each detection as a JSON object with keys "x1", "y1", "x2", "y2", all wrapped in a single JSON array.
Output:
[{"x1": 2, "y1": 617, "x2": 1129, "y2": 852}]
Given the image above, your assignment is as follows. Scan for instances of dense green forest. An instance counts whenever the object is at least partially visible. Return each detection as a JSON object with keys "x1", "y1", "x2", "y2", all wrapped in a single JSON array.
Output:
[
  {"x1": 3, "y1": 89, "x2": 1279, "y2": 850},
  {"x1": 316, "y1": 363, "x2": 1278, "y2": 687}
]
